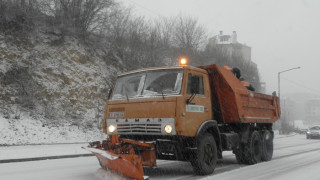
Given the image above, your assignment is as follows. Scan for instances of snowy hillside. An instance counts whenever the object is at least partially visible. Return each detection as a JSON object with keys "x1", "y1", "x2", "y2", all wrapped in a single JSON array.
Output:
[{"x1": 0, "y1": 32, "x2": 117, "y2": 145}]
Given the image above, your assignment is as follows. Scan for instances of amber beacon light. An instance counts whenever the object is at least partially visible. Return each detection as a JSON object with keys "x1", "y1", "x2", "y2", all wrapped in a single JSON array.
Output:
[{"x1": 179, "y1": 58, "x2": 187, "y2": 66}]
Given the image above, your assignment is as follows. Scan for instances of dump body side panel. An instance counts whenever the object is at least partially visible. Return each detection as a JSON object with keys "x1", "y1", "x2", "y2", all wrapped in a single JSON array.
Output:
[
  {"x1": 240, "y1": 91, "x2": 280, "y2": 123},
  {"x1": 199, "y1": 65, "x2": 280, "y2": 124}
]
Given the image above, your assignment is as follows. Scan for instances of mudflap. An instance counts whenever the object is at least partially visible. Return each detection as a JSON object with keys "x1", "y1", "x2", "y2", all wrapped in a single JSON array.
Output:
[{"x1": 83, "y1": 135, "x2": 156, "y2": 180}]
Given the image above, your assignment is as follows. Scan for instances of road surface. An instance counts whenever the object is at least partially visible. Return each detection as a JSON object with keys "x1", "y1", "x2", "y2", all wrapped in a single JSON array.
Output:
[{"x1": 1, "y1": 134, "x2": 320, "y2": 180}]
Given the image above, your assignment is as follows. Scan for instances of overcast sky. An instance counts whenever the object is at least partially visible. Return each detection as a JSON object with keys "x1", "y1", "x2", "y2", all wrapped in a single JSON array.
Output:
[{"x1": 119, "y1": 0, "x2": 320, "y2": 96}]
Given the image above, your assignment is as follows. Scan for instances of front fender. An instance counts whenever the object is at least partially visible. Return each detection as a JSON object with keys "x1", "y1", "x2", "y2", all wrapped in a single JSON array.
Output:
[{"x1": 196, "y1": 120, "x2": 222, "y2": 155}]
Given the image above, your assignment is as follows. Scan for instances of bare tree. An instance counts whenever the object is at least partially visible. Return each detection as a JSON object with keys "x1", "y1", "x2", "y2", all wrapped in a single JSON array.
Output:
[
  {"x1": 0, "y1": 0, "x2": 42, "y2": 33},
  {"x1": 40, "y1": 0, "x2": 115, "y2": 38},
  {"x1": 172, "y1": 15, "x2": 207, "y2": 50}
]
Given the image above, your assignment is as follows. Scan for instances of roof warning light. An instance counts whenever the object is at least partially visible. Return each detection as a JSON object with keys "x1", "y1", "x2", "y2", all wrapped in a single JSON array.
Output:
[{"x1": 179, "y1": 58, "x2": 187, "y2": 66}]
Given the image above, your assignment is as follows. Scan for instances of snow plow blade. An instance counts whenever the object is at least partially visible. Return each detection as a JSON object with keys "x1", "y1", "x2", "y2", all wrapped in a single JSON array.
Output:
[{"x1": 83, "y1": 135, "x2": 156, "y2": 180}]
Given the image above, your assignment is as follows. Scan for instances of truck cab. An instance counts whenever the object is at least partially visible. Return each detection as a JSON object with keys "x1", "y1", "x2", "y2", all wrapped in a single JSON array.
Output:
[{"x1": 103, "y1": 65, "x2": 213, "y2": 139}]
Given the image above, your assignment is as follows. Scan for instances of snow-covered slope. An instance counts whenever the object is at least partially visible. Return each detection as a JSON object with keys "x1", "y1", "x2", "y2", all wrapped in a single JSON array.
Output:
[{"x1": 0, "y1": 32, "x2": 117, "y2": 144}]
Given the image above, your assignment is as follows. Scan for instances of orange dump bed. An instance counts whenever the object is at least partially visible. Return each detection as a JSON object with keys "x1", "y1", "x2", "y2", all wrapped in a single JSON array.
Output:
[{"x1": 199, "y1": 64, "x2": 280, "y2": 124}]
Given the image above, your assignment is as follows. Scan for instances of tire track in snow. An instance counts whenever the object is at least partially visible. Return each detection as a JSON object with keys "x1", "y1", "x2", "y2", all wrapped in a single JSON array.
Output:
[
  {"x1": 274, "y1": 139, "x2": 320, "y2": 150},
  {"x1": 150, "y1": 146, "x2": 320, "y2": 179}
]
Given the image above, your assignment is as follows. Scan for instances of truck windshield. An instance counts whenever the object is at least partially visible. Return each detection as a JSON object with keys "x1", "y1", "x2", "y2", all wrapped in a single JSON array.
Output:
[{"x1": 111, "y1": 69, "x2": 183, "y2": 100}]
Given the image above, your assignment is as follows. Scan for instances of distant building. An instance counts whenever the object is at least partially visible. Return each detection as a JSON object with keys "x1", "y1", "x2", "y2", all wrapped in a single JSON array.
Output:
[
  {"x1": 215, "y1": 31, "x2": 238, "y2": 44},
  {"x1": 305, "y1": 99, "x2": 320, "y2": 125},
  {"x1": 208, "y1": 31, "x2": 252, "y2": 63},
  {"x1": 208, "y1": 31, "x2": 264, "y2": 92}
]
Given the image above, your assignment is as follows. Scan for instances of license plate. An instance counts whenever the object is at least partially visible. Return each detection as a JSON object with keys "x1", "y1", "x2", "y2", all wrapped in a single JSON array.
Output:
[{"x1": 108, "y1": 112, "x2": 124, "y2": 118}]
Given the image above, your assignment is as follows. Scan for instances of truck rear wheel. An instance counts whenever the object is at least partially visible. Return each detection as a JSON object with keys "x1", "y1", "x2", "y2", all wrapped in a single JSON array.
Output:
[
  {"x1": 261, "y1": 130, "x2": 273, "y2": 161},
  {"x1": 191, "y1": 133, "x2": 217, "y2": 175},
  {"x1": 245, "y1": 130, "x2": 262, "y2": 164}
]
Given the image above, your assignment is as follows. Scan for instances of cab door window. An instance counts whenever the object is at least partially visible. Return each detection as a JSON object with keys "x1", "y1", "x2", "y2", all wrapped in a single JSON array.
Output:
[{"x1": 187, "y1": 74, "x2": 204, "y2": 95}]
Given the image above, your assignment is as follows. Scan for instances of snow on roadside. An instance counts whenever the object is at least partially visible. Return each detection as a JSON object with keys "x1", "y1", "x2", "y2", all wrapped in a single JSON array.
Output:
[
  {"x1": 0, "y1": 144, "x2": 89, "y2": 160},
  {"x1": 0, "y1": 116, "x2": 107, "y2": 145},
  {"x1": 0, "y1": 114, "x2": 292, "y2": 145}
]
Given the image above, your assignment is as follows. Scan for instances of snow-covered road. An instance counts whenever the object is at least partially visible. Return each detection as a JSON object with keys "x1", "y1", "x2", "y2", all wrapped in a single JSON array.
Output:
[{"x1": 1, "y1": 134, "x2": 320, "y2": 180}]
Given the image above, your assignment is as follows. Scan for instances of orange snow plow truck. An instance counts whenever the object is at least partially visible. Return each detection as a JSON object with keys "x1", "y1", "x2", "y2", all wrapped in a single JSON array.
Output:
[{"x1": 84, "y1": 64, "x2": 280, "y2": 179}]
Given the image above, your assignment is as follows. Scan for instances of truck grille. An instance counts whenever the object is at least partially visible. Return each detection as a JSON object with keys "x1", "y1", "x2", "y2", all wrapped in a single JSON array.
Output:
[
  {"x1": 117, "y1": 123, "x2": 162, "y2": 134},
  {"x1": 107, "y1": 118, "x2": 175, "y2": 135}
]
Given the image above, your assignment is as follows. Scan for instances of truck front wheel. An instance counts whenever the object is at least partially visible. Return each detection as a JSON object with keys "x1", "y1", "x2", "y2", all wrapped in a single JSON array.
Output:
[{"x1": 191, "y1": 133, "x2": 217, "y2": 175}]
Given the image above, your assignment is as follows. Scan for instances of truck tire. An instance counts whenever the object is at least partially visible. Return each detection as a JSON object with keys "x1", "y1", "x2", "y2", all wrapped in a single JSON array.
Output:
[
  {"x1": 245, "y1": 131, "x2": 262, "y2": 164},
  {"x1": 261, "y1": 130, "x2": 273, "y2": 161},
  {"x1": 191, "y1": 133, "x2": 217, "y2": 175}
]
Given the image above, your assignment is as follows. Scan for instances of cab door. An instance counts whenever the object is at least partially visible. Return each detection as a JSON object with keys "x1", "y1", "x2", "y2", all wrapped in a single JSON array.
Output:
[{"x1": 182, "y1": 70, "x2": 212, "y2": 136}]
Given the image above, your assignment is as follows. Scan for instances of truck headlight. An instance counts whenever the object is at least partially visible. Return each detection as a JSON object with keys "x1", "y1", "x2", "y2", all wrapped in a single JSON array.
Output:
[
  {"x1": 164, "y1": 124, "x2": 173, "y2": 134},
  {"x1": 108, "y1": 124, "x2": 117, "y2": 133}
]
